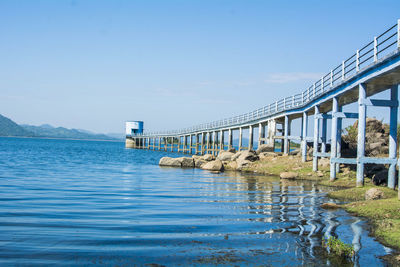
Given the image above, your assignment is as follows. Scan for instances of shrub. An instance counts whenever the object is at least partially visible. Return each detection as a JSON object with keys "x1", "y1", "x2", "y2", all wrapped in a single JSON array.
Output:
[{"x1": 323, "y1": 236, "x2": 355, "y2": 259}]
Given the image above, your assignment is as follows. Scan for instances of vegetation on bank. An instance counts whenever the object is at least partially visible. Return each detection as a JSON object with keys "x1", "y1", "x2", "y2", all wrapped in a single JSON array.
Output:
[{"x1": 323, "y1": 236, "x2": 355, "y2": 259}]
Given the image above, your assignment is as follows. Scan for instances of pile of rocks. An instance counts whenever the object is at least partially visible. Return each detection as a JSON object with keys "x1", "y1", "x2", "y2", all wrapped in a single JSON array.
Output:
[{"x1": 159, "y1": 146, "x2": 279, "y2": 172}]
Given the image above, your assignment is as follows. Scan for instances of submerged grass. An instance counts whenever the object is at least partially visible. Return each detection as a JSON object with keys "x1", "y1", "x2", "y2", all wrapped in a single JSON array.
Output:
[{"x1": 322, "y1": 236, "x2": 355, "y2": 259}]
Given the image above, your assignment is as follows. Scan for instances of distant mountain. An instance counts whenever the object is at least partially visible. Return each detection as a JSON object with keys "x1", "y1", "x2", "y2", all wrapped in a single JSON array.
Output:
[
  {"x1": 0, "y1": 114, "x2": 34, "y2": 137},
  {"x1": 0, "y1": 113, "x2": 117, "y2": 140},
  {"x1": 21, "y1": 124, "x2": 116, "y2": 140},
  {"x1": 106, "y1": 133, "x2": 125, "y2": 140}
]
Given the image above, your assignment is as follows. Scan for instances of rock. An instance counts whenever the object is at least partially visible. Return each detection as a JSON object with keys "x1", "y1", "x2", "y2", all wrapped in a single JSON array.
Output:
[
  {"x1": 159, "y1": 157, "x2": 182, "y2": 167},
  {"x1": 318, "y1": 157, "x2": 330, "y2": 168},
  {"x1": 236, "y1": 158, "x2": 251, "y2": 170},
  {"x1": 321, "y1": 203, "x2": 340, "y2": 209},
  {"x1": 316, "y1": 171, "x2": 324, "y2": 177},
  {"x1": 227, "y1": 147, "x2": 236, "y2": 153},
  {"x1": 238, "y1": 150, "x2": 259, "y2": 162},
  {"x1": 280, "y1": 172, "x2": 298, "y2": 179},
  {"x1": 225, "y1": 161, "x2": 238, "y2": 171},
  {"x1": 289, "y1": 148, "x2": 300, "y2": 156},
  {"x1": 372, "y1": 169, "x2": 388, "y2": 186},
  {"x1": 365, "y1": 188, "x2": 385, "y2": 200},
  {"x1": 194, "y1": 159, "x2": 207, "y2": 168},
  {"x1": 180, "y1": 157, "x2": 194, "y2": 168},
  {"x1": 231, "y1": 151, "x2": 243, "y2": 161},
  {"x1": 201, "y1": 159, "x2": 224, "y2": 171},
  {"x1": 202, "y1": 154, "x2": 215, "y2": 161},
  {"x1": 217, "y1": 151, "x2": 234, "y2": 161},
  {"x1": 369, "y1": 142, "x2": 383, "y2": 151},
  {"x1": 256, "y1": 144, "x2": 274, "y2": 154}
]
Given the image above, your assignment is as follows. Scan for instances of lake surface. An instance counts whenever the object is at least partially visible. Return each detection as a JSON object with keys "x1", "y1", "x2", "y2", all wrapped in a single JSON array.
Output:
[{"x1": 0, "y1": 137, "x2": 394, "y2": 266}]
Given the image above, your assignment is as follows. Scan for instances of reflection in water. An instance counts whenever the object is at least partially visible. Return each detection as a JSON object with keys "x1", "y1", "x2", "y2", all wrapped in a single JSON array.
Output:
[{"x1": 0, "y1": 138, "x2": 394, "y2": 266}]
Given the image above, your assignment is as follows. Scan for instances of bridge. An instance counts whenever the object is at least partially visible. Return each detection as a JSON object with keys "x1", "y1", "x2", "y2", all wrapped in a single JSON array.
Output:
[{"x1": 127, "y1": 19, "x2": 400, "y2": 190}]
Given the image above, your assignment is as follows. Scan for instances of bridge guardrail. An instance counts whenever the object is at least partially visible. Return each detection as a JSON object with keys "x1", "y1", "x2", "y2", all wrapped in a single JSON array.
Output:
[{"x1": 135, "y1": 20, "x2": 400, "y2": 137}]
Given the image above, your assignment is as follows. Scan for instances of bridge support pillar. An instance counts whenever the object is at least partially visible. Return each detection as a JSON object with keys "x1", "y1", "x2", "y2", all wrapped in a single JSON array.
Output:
[
  {"x1": 213, "y1": 131, "x2": 217, "y2": 155},
  {"x1": 267, "y1": 120, "x2": 276, "y2": 151},
  {"x1": 206, "y1": 132, "x2": 210, "y2": 154},
  {"x1": 228, "y1": 129, "x2": 233, "y2": 150},
  {"x1": 183, "y1": 136, "x2": 187, "y2": 153},
  {"x1": 239, "y1": 127, "x2": 243, "y2": 152},
  {"x1": 220, "y1": 130, "x2": 224, "y2": 152},
  {"x1": 189, "y1": 135, "x2": 193, "y2": 154},
  {"x1": 171, "y1": 137, "x2": 174, "y2": 152},
  {"x1": 357, "y1": 83, "x2": 367, "y2": 187},
  {"x1": 201, "y1": 133, "x2": 205, "y2": 155},
  {"x1": 178, "y1": 136, "x2": 181, "y2": 152},
  {"x1": 158, "y1": 137, "x2": 161, "y2": 150},
  {"x1": 284, "y1": 115, "x2": 289, "y2": 155},
  {"x1": 301, "y1": 112, "x2": 308, "y2": 162},
  {"x1": 321, "y1": 117, "x2": 327, "y2": 153},
  {"x1": 330, "y1": 97, "x2": 339, "y2": 181},
  {"x1": 313, "y1": 105, "x2": 320, "y2": 171},
  {"x1": 258, "y1": 123, "x2": 265, "y2": 148},
  {"x1": 164, "y1": 137, "x2": 167, "y2": 152},
  {"x1": 249, "y1": 125, "x2": 254, "y2": 151},
  {"x1": 388, "y1": 84, "x2": 398, "y2": 189},
  {"x1": 337, "y1": 107, "x2": 342, "y2": 173}
]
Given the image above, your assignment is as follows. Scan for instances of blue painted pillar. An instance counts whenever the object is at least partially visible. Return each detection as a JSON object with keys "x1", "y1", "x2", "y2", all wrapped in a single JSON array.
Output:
[
  {"x1": 239, "y1": 127, "x2": 243, "y2": 151},
  {"x1": 330, "y1": 97, "x2": 339, "y2": 181},
  {"x1": 249, "y1": 125, "x2": 254, "y2": 151},
  {"x1": 313, "y1": 105, "x2": 320, "y2": 171},
  {"x1": 321, "y1": 117, "x2": 327, "y2": 153},
  {"x1": 284, "y1": 115, "x2": 289, "y2": 155},
  {"x1": 388, "y1": 85, "x2": 398, "y2": 189},
  {"x1": 301, "y1": 112, "x2": 308, "y2": 162},
  {"x1": 336, "y1": 106, "x2": 342, "y2": 173},
  {"x1": 357, "y1": 83, "x2": 367, "y2": 187}
]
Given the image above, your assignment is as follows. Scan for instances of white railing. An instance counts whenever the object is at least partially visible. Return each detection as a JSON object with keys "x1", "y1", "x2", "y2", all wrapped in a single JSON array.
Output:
[{"x1": 136, "y1": 20, "x2": 400, "y2": 137}]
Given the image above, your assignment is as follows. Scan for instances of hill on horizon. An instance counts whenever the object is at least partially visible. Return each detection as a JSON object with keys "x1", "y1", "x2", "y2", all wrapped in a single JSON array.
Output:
[{"x1": 0, "y1": 114, "x2": 118, "y2": 140}]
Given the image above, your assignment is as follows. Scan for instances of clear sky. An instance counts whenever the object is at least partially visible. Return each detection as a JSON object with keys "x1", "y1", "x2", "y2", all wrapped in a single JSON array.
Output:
[{"x1": 1, "y1": 0, "x2": 399, "y2": 134}]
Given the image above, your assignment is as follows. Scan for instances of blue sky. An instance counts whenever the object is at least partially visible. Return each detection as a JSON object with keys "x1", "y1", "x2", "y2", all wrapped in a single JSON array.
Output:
[{"x1": 0, "y1": 0, "x2": 399, "y2": 133}]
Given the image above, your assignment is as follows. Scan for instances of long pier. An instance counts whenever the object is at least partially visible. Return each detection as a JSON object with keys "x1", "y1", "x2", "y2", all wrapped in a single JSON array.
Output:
[{"x1": 128, "y1": 19, "x2": 400, "y2": 189}]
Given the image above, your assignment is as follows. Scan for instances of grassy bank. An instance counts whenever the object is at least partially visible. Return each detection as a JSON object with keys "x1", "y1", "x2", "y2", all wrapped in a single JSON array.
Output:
[{"x1": 241, "y1": 154, "x2": 400, "y2": 256}]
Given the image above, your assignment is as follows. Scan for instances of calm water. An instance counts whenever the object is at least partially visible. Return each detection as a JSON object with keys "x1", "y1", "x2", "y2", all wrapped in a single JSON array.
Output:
[{"x1": 0, "y1": 137, "x2": 394, "y2": 266}]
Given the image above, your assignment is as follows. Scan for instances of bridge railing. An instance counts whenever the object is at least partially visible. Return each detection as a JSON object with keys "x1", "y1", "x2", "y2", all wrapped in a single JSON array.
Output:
[{"x1": 135, "y1": 20, "x2": 400, "y2": 137}]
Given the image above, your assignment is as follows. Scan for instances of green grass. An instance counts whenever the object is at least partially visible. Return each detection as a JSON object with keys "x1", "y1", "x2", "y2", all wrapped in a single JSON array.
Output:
[
  {"x1": 327, "y1": 186, "x2": 397, "y2": 201},
  {"x1": 323, "y1": 236, "x2": 354, "y2": 259},
  {"x1": 343, "y1": 197, "x2": 400, "y2": 249}
]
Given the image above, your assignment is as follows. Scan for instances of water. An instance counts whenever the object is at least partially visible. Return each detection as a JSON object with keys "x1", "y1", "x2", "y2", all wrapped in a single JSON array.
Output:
[{"x1": 0, "y1": 137, "x2": 393, "y2": 266}]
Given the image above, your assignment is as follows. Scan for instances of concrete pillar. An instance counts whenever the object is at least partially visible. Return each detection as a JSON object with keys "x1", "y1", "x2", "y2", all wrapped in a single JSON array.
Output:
[
  {"x1": 220, "y1": 130, "x2": 224, "y2": 151},
  {"x1": 267, "y1": 120, "x2": 276, "y2": 150},
  {"x1": 158, "y1": 137, "x2": 161, "y2": 150},
  {"x1": 258, "y1": 123, "x2": 265, "y2": 148},
  {"x1": 284, "y1": 116, "x2": 289, "y2": 155},
  {"x1": 228, "y1": 129, "x2": 233, "y2": 149},
  {"x1": 330, "y1": 97, "x2": 339, "y2": 181},
  {"x1": 337, "y1": 107, "x2": 342, "y2": 173},
  {"x1": 212, "y1": 131, "x2": 217, "y2": 155},
  {"x1": 182, "y1": 135, "x2": 187, "y2": 154},
  {"x1": 357, "y1": 83, "x2": 367, "y2": 187},
  {"x1": 201, "y1": 133, "x2": 205, "y2": 155},
  {"x1": 313, "y1": 105, "x2": 320, "y2": 172},
  {"x1": 171, "y1": 137, "x2": 174, "y2": 152},
  {"x1": 301, "y1": 112, "x2": 308, "y2": 162},
  {"x1": 195, "y1": 134, "x2": 198, "y2": 155},
  {"x1": 388, "y1": 85, "x2": 398, "y2": 189},
  {"x1": 189, "y1": 134, "x2": 193, "y2": 154},
  {"x1": 321, "y1": 117, "x2": 327, "y2": 153},
  {"x1": 239, "y1": 127, "x2": 243, "y2": 151},
  {"x1": 249, "y1": 125, "x2": 254, "y2": 151},
  {"x1": 164, "y1": 137, "x2": 167, "y2": 152},
  {"x1": 206, "y1": 132, "x2": 210, "y2": 154}
]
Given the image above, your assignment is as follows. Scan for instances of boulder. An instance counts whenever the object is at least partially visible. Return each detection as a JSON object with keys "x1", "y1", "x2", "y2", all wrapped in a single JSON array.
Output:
[
  {"x1": 202, "y1": 154, "x2": 215, "y2": 161},
  {"x1": 201, "y1": 159, "x2": 224, "y2": 171},
  {"x1": 372, "y1": 169, "x2": 388, "y2": 186},
  {"x1": 194, "y1": 159, "x2": 207, "y2": 168},
  {"x1": 256, "y1": 144, "x2": 274, "y2": 154},
  {"x1": 180, "y1": 157, "x2": 195, "y2": 168},
  {"x1": 159, "y1": 157, "x2": 183, "y2": 167},
  {"x1": 217, "y1": 151, "x2": 235, "y2": 161},
  {"x1": 280, "y1": 172, "x2": 298, "y2": 179},
  {"x1": 227, "y1": 147, "x2": 237, "y2": 153},
  {"x1": 238, "y1": 150, "x2": 259, "y2": 162},
  {"x1": 236, "y1": 158, "x2": 251, "y2": 170},
  {"x1": 289, "y1": 148, "x2": 300, "y2": 156},
  {"x1": 225, "y1": 161, "x2": 238, "y2": 170},
  {"x1": 365, "y1": 188, "x2": 385, "y2": 200},
  {"x1": 231, "y1": 151, "x2": 243, "y2": 161}
]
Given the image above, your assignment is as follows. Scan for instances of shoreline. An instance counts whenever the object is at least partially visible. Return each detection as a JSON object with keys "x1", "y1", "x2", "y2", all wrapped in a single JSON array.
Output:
[{"x1": 0, "y1": 135, "x2": 123, "y2": 142}]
